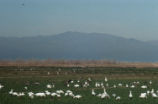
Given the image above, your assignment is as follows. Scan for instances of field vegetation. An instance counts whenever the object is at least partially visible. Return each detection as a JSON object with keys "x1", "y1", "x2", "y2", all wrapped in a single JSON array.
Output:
[{"x1": 0, "y1": 62, "x2": 158, "y2": 104}]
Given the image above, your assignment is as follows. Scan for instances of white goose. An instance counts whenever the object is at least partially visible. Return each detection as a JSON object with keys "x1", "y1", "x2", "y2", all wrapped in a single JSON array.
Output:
[
  {"x1": 73, "y1": 95, "x2": 82, "y2": 99},
  {"x1": 35, "y1": 92, "x2": 46, "y2": 97},
  {"x1": 92, "y1": 89, "x2": 96, "y2": 96},
  {"x1": 129, "y1": 91, "x2": 133, "y2": 98},
  {"x1": 139, "y1": 93, "x2": 147, "y2": 99},
  {"x1": 151, "y1": 93, "x2": 158, "y2": 98},
  {"x1": 104, "y1": 77, "x2": 108, "y2": 82},
  {"x1": 28, "y1": 92, "x2": 34, "y2": 99},
  {"x1": 101, "y1": 88, "x2": 110, "y2": 99},
  {"x1": 141, "y1": 85, "x2": 147, "y2": 89},
  {"x1": 0, "y1": 84, "x2": 4, "y2": 89},
  {"x1": 116, "y1": 96, "x2": 121, "y2": 100}
]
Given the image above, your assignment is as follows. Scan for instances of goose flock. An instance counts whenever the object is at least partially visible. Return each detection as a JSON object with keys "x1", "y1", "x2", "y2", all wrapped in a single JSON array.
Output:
[{"x1": 0, "y1": 76, "x2": 158, "y2": 102}]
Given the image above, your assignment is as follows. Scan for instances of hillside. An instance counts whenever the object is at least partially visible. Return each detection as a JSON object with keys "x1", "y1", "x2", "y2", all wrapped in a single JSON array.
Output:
[{"x1": 0, "y1": 32, "x2": 158, "y2": 62}]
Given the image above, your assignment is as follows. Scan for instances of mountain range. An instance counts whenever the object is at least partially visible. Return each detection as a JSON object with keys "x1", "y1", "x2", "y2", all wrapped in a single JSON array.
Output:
[{"x1": 0, "y1": 31, "x2": 158, "y2": 62}]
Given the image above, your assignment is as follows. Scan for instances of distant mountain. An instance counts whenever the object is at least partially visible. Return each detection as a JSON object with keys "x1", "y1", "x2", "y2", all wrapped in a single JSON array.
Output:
[
  {"x1": 0, "y1": 31, "x2": 158, "y2": 62},
  {"x1": 146, "y1": 40, "x2": 158, "y2": 46}
]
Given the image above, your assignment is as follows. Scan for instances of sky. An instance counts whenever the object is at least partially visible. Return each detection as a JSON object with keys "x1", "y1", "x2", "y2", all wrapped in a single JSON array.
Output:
[{"x1": 0, "y1": 0, "x2": 158, "y2": 41}]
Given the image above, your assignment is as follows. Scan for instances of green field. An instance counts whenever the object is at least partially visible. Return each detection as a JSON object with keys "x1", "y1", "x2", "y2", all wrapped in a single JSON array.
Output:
[{"x1": 1, "y1": 66, "x2": 158, "y2": 104}]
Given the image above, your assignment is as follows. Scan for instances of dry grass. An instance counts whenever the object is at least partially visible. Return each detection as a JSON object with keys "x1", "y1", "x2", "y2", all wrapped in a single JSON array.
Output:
[{"x1": 0, "y1": 59, "x2": 158, "y2": 68}]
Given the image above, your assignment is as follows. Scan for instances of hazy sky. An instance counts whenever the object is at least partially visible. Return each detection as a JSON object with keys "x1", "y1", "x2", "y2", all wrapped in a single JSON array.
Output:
[{"x1": 0, "y1": 0, "x2": 158, "y2": 41}]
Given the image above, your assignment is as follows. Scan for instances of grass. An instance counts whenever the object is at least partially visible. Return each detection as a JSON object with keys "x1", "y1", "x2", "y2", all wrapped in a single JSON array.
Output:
[{"x1": 0, "y1": 66, "x2": 158, "y2": 104}]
